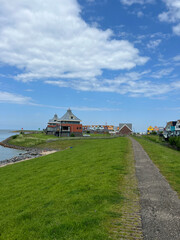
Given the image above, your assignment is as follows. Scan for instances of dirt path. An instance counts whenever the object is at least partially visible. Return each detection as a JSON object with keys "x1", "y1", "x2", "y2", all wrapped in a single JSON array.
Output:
[{"x1": 130, "y1": 137, "x2": 180, "y2": 240}]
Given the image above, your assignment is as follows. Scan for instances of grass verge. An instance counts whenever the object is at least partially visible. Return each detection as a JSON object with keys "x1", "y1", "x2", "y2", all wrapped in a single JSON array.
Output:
[
  {"x1": 134, "y1": 137, "x2": 180, "y2": 197},
  {"x1": 0, "y1": 137, "x2": 132, "y2": 240}
]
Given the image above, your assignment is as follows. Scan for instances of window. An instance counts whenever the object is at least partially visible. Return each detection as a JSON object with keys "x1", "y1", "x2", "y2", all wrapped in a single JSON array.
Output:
[
  {"x1": 71, "y1": 116, "x2": 73, "y2": 119},
  {"x1": 62, "y1": 126, "x2": 69, "y2": 131}
]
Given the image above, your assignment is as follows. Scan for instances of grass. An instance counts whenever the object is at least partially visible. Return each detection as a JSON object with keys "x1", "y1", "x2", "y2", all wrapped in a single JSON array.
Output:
[
  {"x1": 141, "y1": 134, "x2": 163, "y2": 143},
  {"x1": 89, "y1": 133, "x2": 111, "y2": 137},
  {"x1": 0, "y1": 137, "x2": 131, "y2": 240},
  {"x1": 8, "y1": 133, "x2": 58, "y2": 148},
  {"x1": 37, "y1": 139, "x2": 87, "y2": 150},
  {"x1": 134, "y1": 137, "x2": 180, "y2": 197},
  {"x1": 8, "y1": 133, "x2": 116, "y2": 149}
]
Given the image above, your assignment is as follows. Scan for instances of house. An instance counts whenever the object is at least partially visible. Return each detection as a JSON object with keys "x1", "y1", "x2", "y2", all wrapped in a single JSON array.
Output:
[
  {"x1": 46, "y1": 109, "x2": 82, "y2": 137},
  {"x1": 154, "y1": 126, "x2": 159, "y2": 132},
  {"x1": 163, "y1": 121, "x2": 177, "y2": 138},
  {"x1": 175, "y1": 120, "x2": 180, "y2": 136},
  {"x1": 158, "y1": 127, "x2": 164, "y2": 133},
  {"x1": 165, "y1": 121, "x2": 177, "y2": 134},
  {"x1": 147, "y1": 126, "x2": 154, "y2": 134},
  {"x1": 119, "y1": 123, "x2": 132, "y2": 135}
]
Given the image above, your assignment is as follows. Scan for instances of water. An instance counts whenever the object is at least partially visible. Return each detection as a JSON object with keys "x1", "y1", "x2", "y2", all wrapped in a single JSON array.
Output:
[{"x1": 0, "y1": 130, "x2": 25, "y2": 162}]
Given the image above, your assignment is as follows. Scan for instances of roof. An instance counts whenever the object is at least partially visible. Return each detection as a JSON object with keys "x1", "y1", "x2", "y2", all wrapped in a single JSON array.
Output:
[
  {"x1": 48, "y1": 114, "x2": 59, "y2": 123},
  {"x1": 119, "y1": 123, "x2": 132, "y2": 131},
  {"x1": 59, "y1": 109, "x2": 81, "y2": 122}
]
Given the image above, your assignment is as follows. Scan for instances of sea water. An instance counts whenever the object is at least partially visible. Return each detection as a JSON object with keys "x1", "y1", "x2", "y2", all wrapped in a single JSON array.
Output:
[{"x1": 0, "y1": 130, "x2": 25, "y2": 162}]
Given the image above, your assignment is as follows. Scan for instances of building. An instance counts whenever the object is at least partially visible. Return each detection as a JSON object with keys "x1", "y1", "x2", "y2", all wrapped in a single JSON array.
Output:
[
  {"x1": 46, "y1": 109, "x2": 82, "y2": 137},
  {"x1": 175, "y1": 120, "x2": 180, "y2": 136},
  {"x1": 119, "y1": 123, "x2": 132, "y2": 135},
  {"x1": 165, "y1": 121, "x2": 177, "y2": 132},
  {"x1": 147, "y1": 126, "x2": 154, "y2": 134},
  {"x1": 153, "y1": 126, "x2": 159, "y2": 132}
]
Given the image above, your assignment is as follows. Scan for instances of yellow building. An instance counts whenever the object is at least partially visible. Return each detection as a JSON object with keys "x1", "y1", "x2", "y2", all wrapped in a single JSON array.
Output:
[{"x1": 147, "y1": 126, "x2": 154, "y2": 134}]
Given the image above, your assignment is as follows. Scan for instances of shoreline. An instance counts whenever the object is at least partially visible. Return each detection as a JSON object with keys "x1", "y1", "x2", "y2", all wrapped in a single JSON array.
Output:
[
  {"x1": 0, "y1": 136, "x2": 58, "y2": 167},
  {"x1": 0, "y1": 150, "x2": 57, "y2": 168}
]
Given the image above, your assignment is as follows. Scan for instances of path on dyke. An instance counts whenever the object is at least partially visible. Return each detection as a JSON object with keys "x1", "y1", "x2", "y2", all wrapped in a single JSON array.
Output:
[{"x1": 130, "y1": 137, "x2": 180, "y2": 240}]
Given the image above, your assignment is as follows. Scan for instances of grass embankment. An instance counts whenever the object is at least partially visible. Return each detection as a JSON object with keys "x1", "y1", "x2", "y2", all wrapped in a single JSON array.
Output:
[
  {"x1": 141, "y1": 134, "x2": 163, "y2": 143},
  {"x1": 0, "y1": 137, "x2": 132, "y2": 240},
  {"x1": 88, "y1": 133, "x2": 111, "y2": 137},
  {"x1": 8, "y1": 133, "x2": 58, "y2": 148},
  {"x1": 8, "y1": 133, "x2": 115, "y2": 149},
  {"x1": 134, "y1": 137, "x2": 180, "y2": 197}
]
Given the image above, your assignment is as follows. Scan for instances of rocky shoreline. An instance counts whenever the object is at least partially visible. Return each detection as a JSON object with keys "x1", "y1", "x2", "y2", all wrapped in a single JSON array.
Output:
[
  {"x1": 0, "y1": 149, "x2": 43, "y2": 167},
  {"x1": 0, "y1": 137, "x2": 57, "y2": 167}
]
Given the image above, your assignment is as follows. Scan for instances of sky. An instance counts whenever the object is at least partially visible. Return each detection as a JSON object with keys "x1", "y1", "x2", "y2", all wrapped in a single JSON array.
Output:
[{"x1": 0, "y1": 0, "x2": 180, "y2": 132}]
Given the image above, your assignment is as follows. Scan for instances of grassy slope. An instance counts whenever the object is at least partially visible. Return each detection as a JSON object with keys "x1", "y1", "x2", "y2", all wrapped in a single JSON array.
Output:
[
  {"x1": 8, "y1": 133, "x2": 114, "y2": 149},
  {"x1": 141, "y1": 134, "x2": 163, "y2": 143},
  {"x1": 8, "y1": 133, "x2": 58, "y2": 148},
  {"x1": 0, "y1": 137, "x2": 130, "y2": 240},
  {"x1": 134, "y1": 137, "x2": 180, "y2": 197}
]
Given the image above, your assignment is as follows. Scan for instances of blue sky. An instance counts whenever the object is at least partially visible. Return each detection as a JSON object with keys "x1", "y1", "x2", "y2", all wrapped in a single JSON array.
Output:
[{"x1": 0, "y1": 0, "x2": 180, "y2": 131}]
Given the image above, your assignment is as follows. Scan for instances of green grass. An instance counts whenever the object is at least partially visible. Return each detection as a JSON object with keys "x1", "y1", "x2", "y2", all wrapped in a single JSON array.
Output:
[
  {"x1": 134, "y1": 137, "x2": 180, "y2": 197},
  {"x1": 8, "y1": 133, "x2": 58, "y2": 148},
  {"x1": 0, "y1": 137, "x2": 130, "y2": 240},
  {"x1": 89, "y1": 133, "x2": 111, "y2": 137},
  {"x1": 141, "y1": 134, "x2": 163, "y2": 143},
  {"x1": 37, "y1": 139, "x2": 87, "y2": 150}
]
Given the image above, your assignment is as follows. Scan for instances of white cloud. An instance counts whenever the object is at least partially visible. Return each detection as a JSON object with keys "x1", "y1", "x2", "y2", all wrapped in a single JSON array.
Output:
[
  {"x1": 120, "y1": 0, "x2": 154, "y2": 5},
  {"x1": 0, "y1": 90, "x2": 120, "y2": 111},
  {"x1": 46, "y1": 70, "x2": 180, "y2": 98},
  {"x1": 159, "y1": 0, "x2": 180, "y2": 35},
  {"x1": 137, "y1": 11, "x2": 144, "y2": 17},
  {"x1": 0, "y1": 0, "x2": 148, "y2": 83},
  {"x1": 0, "y1": 91, "x2": 31, "y2": 104},
  {"x1": 173, "y1": 23, "x2": 180, "y2": 35},
  {"x1": 147, "y1": 39, "x2": 162, "y2": 49},
  {"x1": 151, "y1": 68, "x2": 174, "y2": 78},
  {"x1": 173, "y1": 55, "x2": 180, "y2": 61}
]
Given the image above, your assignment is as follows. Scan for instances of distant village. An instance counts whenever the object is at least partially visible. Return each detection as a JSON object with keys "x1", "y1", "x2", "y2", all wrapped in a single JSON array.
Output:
[
  {"x1": 45, "y1": 109, "x2": 180, "y2": 139},
  {"x1": 147, "y1": 120, "x2": 180, "y2": 138},
  {"x1": 45, "y1": 109, "x2": 132, "y2": 137}
]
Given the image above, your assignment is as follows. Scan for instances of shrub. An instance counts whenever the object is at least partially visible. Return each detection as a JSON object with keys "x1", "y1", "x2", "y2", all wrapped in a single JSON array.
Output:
[
  {"x1": 12, "y1": 135, "x2": 18, "y2": 139},
  {"x1": 169, "y1": 136, "x2": 180, "y2": 150},
  {"x1": 70, "y1": 133, "x2": 75, "y2": 137},
  {"x1": 151, "y1": 131, "x2": 157, "y2": 135}
]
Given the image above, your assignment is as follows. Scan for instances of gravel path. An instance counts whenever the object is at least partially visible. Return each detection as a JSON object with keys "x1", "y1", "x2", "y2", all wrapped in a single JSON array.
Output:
[{"x1": 130, "y1": 137, "x2": 180, "y2": 240}]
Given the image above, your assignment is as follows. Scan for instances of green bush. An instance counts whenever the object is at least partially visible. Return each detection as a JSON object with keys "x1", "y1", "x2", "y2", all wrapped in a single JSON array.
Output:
[
  {"x1": 12, "y1": 135, "x2": 18, "y2": 139},
  {"x1": 169, "y1": 136, "x2": 180, "y2": 149},
  {"x1": 70, "y1": 133, "x2": 75, "y2": 137},
  {"x1": 151, "y1": 131, "x2": 157, "y2": 135}
]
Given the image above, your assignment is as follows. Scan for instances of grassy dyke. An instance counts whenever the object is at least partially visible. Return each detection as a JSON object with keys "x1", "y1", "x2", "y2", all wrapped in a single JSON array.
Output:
[
  {"x1": 0, "y1": 137, "x2": 131, "y2": 240},
  {"x1": 134, "y1": 137, "x2": 180, "y2": 197},
  {"x1": 8, "y1": 133, "x2": 58, "y2": 148},
  {"x1": 8, "y1": 133, "x2": 116, "y2": 149},
  {"x1": 140, "y1": 134, "x2": 163, "y2": 143}
]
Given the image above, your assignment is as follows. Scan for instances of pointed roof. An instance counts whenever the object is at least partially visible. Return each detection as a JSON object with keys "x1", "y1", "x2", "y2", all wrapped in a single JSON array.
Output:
[
  {"x1": 119, "y1": 123, "x2": 132, "y2": 131},
  {"x1": 48, "y1": 114, "x2": 59, "y2": 123},
  {"x1": 59, "y1": 109, "x2": 81, "y2": 122}
]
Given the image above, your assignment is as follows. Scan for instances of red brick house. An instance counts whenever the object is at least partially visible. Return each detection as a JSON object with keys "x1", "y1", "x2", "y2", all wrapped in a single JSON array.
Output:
[
  {"x1": 46, "y1": 109, "x2": 82, "y2": 137},
  {"x1": 119, "y1": 123, "x2": 132, "y2": 135}
]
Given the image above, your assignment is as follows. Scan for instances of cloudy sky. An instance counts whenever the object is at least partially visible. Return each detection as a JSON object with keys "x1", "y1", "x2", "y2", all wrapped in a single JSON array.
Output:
[{"x1": 0, "y1": 0, "x2": 180, "y2": 131}]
